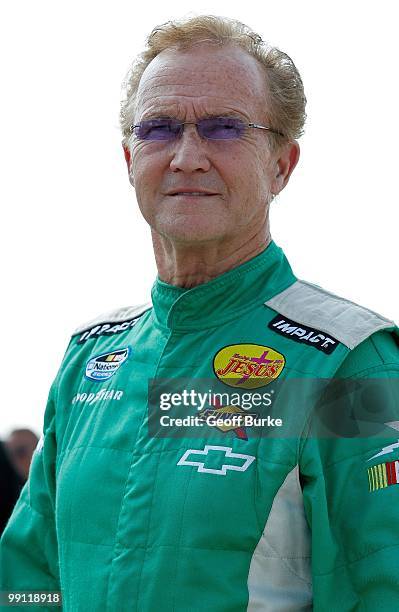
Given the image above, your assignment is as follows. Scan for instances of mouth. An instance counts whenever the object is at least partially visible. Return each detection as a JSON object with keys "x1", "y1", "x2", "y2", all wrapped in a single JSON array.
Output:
[{"x1": 167, "y1": 191, "x2": 219, "y2": 197}]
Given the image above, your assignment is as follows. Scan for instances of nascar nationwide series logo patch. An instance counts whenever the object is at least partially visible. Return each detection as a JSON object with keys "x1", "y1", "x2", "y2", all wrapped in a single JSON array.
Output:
[
  {"x1": 268, "y1": 315, "x2": 339, "y2": 354},
  {"x1": 213, "y1": 343, "x2": 285, "y2": 389},
  {"x1": 85, "y1": 348, "x2": 130, "y2": 382}
]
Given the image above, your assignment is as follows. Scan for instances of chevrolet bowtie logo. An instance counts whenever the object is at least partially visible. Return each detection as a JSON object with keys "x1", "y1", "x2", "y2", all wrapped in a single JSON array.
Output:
[{"x1": 177, "y1": 445, "x2": 255, "y2": 476}]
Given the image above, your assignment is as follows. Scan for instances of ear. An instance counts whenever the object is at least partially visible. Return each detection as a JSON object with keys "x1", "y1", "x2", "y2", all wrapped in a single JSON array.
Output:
[
  {"x1": 123, "y1": 144, "x2": 131, "y2": 168},
  {"x1": 271, "y1": 141, "x2": 300, "y2": 196},
  {"x1": 122, "y1": 143, "x2": 135, "y2": 187}
]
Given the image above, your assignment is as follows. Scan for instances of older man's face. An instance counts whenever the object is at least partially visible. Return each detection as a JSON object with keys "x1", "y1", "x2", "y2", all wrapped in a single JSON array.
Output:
[{"x1": 129, "y1": 44, "x2": 286, "y2": 245}]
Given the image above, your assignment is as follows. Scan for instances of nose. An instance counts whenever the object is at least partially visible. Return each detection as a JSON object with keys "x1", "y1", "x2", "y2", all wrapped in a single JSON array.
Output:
[{"x1": 169, "y1": 124, "x2": 211, "y2": 173}]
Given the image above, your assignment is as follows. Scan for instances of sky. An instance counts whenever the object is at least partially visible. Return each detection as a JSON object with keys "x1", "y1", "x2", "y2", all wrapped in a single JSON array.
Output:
[{"x1": 1, "y1": 0, "x2": 398, "y2": 438}]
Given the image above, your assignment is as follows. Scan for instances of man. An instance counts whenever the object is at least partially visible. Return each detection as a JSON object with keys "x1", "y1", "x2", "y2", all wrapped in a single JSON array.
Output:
[
  {"x1": 1, "y1": 15, "x2": 398, "y2": 611},
  {"x1": 0, "y1": 442, "x2": 23, "y2": 536},
  {"x1": 5, "y1": 429, "x2": 39, "y2": 482}
]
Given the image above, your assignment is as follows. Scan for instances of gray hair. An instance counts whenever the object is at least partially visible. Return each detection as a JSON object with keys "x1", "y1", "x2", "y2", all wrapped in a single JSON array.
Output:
[{"x1": 120, "y1": 15, "x2": 307, "y2": 151}]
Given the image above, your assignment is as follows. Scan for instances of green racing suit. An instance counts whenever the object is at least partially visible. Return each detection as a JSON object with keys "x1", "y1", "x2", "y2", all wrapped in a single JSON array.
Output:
[{"x1": 1, "y1": 240, "x2": 399, "y2": 611}]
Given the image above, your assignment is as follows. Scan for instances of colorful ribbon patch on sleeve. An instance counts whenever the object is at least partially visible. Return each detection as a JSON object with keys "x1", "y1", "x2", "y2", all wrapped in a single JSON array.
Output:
[{"x1": 368, "y1": 460, "x2": 399, "y2": 491}]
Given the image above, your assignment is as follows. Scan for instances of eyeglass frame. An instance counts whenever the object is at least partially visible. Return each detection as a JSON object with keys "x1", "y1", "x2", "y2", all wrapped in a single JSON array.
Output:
[{"x1": 129, "y1": 117, "x2": 286, "y2": 140}]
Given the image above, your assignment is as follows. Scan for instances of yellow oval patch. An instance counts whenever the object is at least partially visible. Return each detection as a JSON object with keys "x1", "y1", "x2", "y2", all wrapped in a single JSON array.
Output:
[{"x1": 213, "y1": 344, "x2": 285, "y2": 389}]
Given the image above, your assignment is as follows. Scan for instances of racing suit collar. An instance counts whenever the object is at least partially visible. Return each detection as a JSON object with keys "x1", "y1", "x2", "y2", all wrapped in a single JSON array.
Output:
[{"x1": 151, "y1": 240, "x2": 296, "y2": 331}]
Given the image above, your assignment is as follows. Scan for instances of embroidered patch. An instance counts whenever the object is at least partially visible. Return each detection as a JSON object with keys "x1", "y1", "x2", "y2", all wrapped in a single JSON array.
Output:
[
  {"x1": 268, "y1": 315, "x2": 339, "y2": 354},
  {"x1": 367, "y1": 440, "x2": 399, "y2": 462},
  {"x1": 177, "y1": 445, "x2": 255, "y2": 476},
  {"x1": 85, "y1": 348, "x2": 130, "y2": 382},
  {"x1": 71, "y1": 388, "x2": 124, "y2": 405},
  {"x1": 198, "y1": 396, "x2": 256, "y2": 440},
  {"x1": 76, "y1": 317, "x2": 141, "y2": 344},
  {"x1": 368, "y1": 460, "x2": 399, "y2": 491},
  {"x1": 213, "y1": 344, "x2": 285, "y2": 389}
]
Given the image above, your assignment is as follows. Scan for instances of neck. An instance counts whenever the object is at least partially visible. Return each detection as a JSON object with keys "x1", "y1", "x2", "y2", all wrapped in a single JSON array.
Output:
[{"x1": 152, "y1": 223, "x2": 272, "y2": 288}]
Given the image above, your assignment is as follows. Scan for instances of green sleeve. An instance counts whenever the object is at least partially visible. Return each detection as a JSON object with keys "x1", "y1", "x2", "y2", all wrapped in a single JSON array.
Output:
[
  {"x1": 0, "y1": 382, "x2": 61, "y2": 610},
  {"x1": 300, "y1": 329, "x2": 399, "y2": 611}
]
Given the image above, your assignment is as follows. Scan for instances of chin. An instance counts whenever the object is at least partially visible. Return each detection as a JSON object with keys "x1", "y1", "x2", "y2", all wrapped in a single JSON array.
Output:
[{"x1": 156, "y1": 217, "x2": 227, "y2": 244}]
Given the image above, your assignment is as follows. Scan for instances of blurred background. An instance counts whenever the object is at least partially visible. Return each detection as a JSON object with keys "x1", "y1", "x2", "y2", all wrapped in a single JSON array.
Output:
[
  {"x1": 0, "y1": 431, "x2": 38, "y2": 534},
  {"x1": 1, "y1": 0, "x2": 398, "y2": 444}
]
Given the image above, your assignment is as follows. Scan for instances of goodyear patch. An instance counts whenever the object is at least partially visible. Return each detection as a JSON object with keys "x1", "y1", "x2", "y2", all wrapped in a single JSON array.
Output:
[
  {"x1": 213, "y1": 344, "x2": 285, "y2": 389},
  {"x1": 368, "y1": 460, "x2": 399, "y2": 491},
  {"x1": 85, "y1": 347, "x2": 130, "y2": 382}
]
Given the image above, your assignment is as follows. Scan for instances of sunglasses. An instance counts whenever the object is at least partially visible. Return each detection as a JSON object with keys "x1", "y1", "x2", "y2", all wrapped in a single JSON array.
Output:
[{"x1": 130, "y1": 117, "x2": 285, "y2": 141}]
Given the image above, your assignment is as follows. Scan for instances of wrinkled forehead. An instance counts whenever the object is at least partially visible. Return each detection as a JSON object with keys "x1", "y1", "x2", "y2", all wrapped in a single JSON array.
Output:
[{"x1": 135, "y1": 44, "x2": 268, "y2": 119}]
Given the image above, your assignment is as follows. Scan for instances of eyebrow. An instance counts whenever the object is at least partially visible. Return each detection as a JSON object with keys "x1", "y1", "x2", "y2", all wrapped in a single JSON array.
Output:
[{"x1": 139, "y1": 111, "x2": 248, "y2": 122}]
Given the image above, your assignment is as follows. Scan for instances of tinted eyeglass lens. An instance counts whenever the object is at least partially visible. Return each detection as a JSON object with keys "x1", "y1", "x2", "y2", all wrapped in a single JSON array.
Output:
[
  {"x1": 133, "y1": 117, "x2": 247, "y2": 140},
  {"x1": 134, "y1": 119, "x2": 182, "y2": 140},
  {"x1": 198, "y1": 117, "x2": 246, "y2": 140}
]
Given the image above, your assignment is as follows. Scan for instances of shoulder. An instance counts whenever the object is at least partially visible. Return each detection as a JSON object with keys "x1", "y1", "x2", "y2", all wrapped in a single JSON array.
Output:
[
  {"x1": 265, "y1": 279, "x2": 396, "y2": 352},
  {"x1": 71, "y1": 302, "x2": 152, "y2": 344},
  {"x1": 336, "y1": 329, "x2": 399, "y2": 377}
]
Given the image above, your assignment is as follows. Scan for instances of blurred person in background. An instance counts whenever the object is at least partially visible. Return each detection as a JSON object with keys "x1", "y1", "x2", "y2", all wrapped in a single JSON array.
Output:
[
  {"x1": 0, "y1": 441, "x2": 23, "y2": 536},
  {"x1": 5, "y1": 429, "x2": 39, "y2": 482}
]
